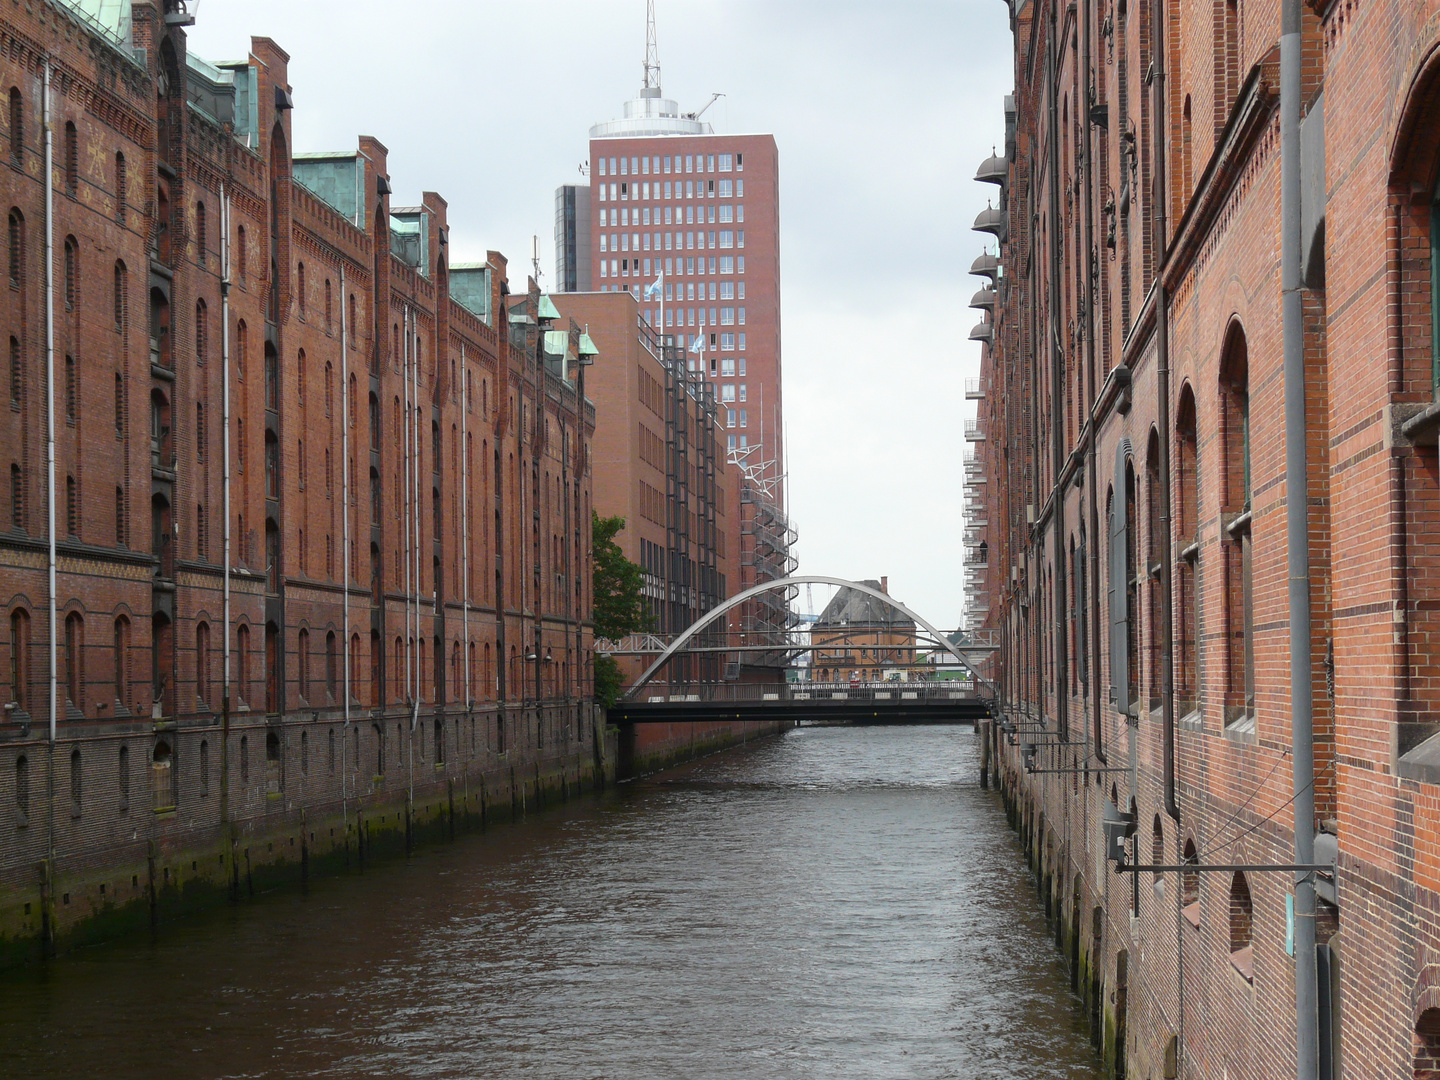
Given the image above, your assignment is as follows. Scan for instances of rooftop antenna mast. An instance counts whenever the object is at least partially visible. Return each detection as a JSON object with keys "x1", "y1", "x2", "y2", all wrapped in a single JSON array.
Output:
[{"x1": 643, "y1": 0, "x2": 661, "y2": 93}]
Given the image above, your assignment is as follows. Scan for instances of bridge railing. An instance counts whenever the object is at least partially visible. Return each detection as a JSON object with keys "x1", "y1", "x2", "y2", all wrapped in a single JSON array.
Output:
[{"x1": 631, "y1": 681, "x2": 984, "y2": 704}]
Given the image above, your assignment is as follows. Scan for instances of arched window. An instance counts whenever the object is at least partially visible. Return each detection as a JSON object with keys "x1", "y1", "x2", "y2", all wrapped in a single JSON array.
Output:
[
  {"x1": 113, "y1": 615, "x2": 130, "y2": 711},
  {"x1": 297, "y1": 627, "x2": 310, "y2": 701},
  {"x1": 297, "y1": 262, "x2": 306, "y2": 318},
  {"x1": 324, "y1": 361, "x2": 333, "y2": 417},
  {"x1": 117, "y1": 744, "x2": 129, "y2": 810},
  {"x1": 349, "y1": 633, "x2": 360, "y2": 704},
  {"x1": 1229, "y1": 871, "x2": 1254, "y2": 980},
  {"x1": 1175, "y1": 386, "x2": 1199, "y2": 715},
  {"x1": 9, "y1": 607, "x2": 30, "y2": 711},
  {"x1": 64, "y1": 611, "x2": 83, "y2": 709},
  {"x1": 1182, "y1": 94, "x2": 1194, "y2": 202},
  {"x1": 151, "y1": 739, "x2": 175, "y2": 809},
  {"x1": 195, "y1": 201, "x2": 207, "y2": 266},
  {"x1": 326, "y1": 630, "x2": 338, "y2": 701},
  {"x1": 195, "y1": 621, "x2": 209, "y2": 707},
  {"x1": 1416, "y1": 1009, "x2": 1440, "y2": 1080},
  {"x1": 1182, "y1": 838, "x2": 1200, "y2": 924},
  {"x1": 1221, "y1": 323, "x2": 1254, "y2": 731},
  {"x1": 10, "y1": 336, "x2": 20, "y2": 405},
  {"x1": 236, "y1": 624, "x2": 251, "y2": 705},
  {"x1": 237, "y1": 225, "x2": 248, "y2": 286},
  {"x1": 370, "y1": 630, "x2": 382, "y2": 706},
  {"x1": 324, "y1": 278, "x2": 332, "y2": 331}
]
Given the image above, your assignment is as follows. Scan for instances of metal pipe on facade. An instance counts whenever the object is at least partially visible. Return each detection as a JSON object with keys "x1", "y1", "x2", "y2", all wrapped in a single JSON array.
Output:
[
  {"x1": 461, "y1": 342, "x2": 470, "y2": 713},
  {"x1": 1046, "y1": 0, "x2": 1068, "y2": 743},
  {"x1": 1280, "y1": 0, "x2": 1319, "y2": 1074},
  {"x1": 42, "y1": 57, "x2": 57, "y2": 944},
  {"x1": 402, "y1": 306, "x2": 414, "y2": 831},
  {"x1": 340, "y1": 265, "x2": 350, "y2": 832},
  {"x1": 220, "y1": 186, "x2": 232, "y2": 844}
]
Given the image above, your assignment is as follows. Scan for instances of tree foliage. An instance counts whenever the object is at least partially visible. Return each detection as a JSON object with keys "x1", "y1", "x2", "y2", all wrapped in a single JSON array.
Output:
[
  {"x1": 592, "y1": 512, "x2": 651, "y2": 640},
  {"x1": 591, "y1": 513, "x2": 651, "y2": 708}
]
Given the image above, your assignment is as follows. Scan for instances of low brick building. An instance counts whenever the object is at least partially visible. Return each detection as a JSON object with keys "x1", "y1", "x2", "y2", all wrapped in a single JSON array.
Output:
[
  {"x1": 971, "y1": 0, "x2": 1440, "y2": 1075},
  {"x1": 0, "y1": 0, "x2": 601, "y2": 963}
]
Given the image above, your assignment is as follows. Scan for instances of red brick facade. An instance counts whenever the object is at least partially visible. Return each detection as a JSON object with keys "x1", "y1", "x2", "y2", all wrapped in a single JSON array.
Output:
[
  {"x1": 973, "y1": 0, "x2": 1440, "y2": 1075},
  {"x1": 0, "y1": 1, "x2": 600, "y2": 962}
]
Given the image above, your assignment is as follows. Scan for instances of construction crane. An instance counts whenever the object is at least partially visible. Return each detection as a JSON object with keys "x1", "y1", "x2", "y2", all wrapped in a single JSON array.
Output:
[{"x1": 684, "y1": 92, "x2": 725, "y2": 122}]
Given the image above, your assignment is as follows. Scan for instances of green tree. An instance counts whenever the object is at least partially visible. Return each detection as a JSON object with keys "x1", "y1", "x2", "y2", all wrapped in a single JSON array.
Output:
[{"x1": 591, "y1": 513, "x2": 651, "y2": 707}]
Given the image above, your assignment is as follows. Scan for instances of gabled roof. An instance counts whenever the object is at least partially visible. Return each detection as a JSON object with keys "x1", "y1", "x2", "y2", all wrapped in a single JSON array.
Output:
[{"x1": 813, "y1": 580, "x2": 915, "y2": 630}]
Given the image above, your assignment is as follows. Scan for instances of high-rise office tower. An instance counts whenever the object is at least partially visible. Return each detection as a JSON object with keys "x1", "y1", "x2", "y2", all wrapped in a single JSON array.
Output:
[{"x1": 584, "y1": 6, "x2": 793, "y2": 637}]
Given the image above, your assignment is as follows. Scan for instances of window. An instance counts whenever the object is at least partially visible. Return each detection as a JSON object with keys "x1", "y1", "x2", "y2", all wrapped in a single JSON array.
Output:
[
  {"x1": 195, "y1": 201, "x2": 206, "y2": 266},
  {"x1": 195, "y1": 299, "x2": 207, "y2": 365},
  {"x1": 8, "y1": 88, "x2": 21, "y2": 164},
  {"x1": 64, "y1": 611, "x2": 83, "y2": 708},
  {"x1": 63, "y1": 122, "x2": 76, "y2": 196},
  {"x1": 726, "y1": 409, "x2": 735, "y2": 428},
  {"x1": 63, "y1": 236, "x2": 77, "y2": 311},
  {"x1": 10, "y1": 463, "x2": 22, "y2": 531},
  {"x1": 10, "y1": 607, "x2": 30, "y2": 711},
  {"x1": 65, "y1": 355, "x2": 76, "y2": 421},
  {"x1": 114, "y1": 152, "x2": 125, "y2": 223},
  {"x1": 1220, "y1": 324, "x2": 1253, "y2": 730},
  {"x1": 297, "y1": 262, "x2": 306, "y2": 318},
  {"x1": 8, "y1": 208, "x2": 23, "y2": 288},
  {"x1": 9, "y1": 336, "x2": 19, "y2": 403},
  {"x1": 1181, "y1": 838, "x2": 1200, "y2": 925},
  {"x1": 69, "y1": 747, "x2": 82, "y2": 814},
  {"x1": 66, "y1": 474, "x2": 79, "y2": 538},
  {"x1": 113, "y1": 259, "x2": 129, "y2": 332},
  {"x1": 1229, "y1": 872, "x2": 1254, "y2": 980},
  {"x1": 115, "y1": 486, "x2": 126, "y2": 546},
  {"x1": 195, "y1": 621, "x2": 210, "y2": 706},
  {"x1": 326, "y1": 631, "x2": 338, "y2": 701}
]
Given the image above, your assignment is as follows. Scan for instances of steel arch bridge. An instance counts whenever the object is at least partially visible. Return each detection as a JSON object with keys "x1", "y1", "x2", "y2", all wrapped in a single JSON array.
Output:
[{"x1": 620, "y1": 575, "x2": 997, "y2": 703}]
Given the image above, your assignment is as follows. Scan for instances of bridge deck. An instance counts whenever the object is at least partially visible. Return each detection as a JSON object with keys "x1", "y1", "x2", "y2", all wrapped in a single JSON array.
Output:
[{"x1": 610, "y1": 685, "x2": 992, "y2": 725}]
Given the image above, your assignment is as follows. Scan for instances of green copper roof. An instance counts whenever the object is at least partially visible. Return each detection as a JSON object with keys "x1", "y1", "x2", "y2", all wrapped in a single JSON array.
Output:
[
  {"x1": 537, "y1": 295, "x2": 561, "y2": 322},
  {"x1": 578, "y1": 332, "x2": 599, "y2": 358}
]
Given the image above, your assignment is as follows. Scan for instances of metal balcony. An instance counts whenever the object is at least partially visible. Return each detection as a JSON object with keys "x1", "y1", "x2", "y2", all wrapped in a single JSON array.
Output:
[{"x1": 965, "y1": 378, "x2": 986, "y2": 400}]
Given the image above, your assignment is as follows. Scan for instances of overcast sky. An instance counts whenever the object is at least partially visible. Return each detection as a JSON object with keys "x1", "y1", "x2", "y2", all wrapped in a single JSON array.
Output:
[{"x1": 187, "y1": 0, "x2": 1011, "y2": 629}]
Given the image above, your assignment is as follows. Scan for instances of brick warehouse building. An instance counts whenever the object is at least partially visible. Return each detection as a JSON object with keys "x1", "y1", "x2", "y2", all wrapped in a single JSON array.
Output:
[
  {"x1": 0, "y1": 0, "x2": 608, "y2": 963},
  {"x1": 969, "y1": 0, "x2": 1440, "y2": 1074}
]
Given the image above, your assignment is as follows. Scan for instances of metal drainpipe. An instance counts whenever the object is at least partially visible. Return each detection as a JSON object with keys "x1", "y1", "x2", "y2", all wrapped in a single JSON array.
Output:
[
  {"x1": 1280, "y1": 0, "x2": 1319, "y2": 1074},
  {"x1": 1150, "y1": 0, "x2": 1185, "y2": 1066},
  {"x1": 220, "y1": 185, "x2": 232, "y2": 868},
  {"x1": 42, "y1": 57, "x2": 57, "y2": 948},
  {"x1": 1046, "y1": 1, "x2": 1068, "y2": 745},
  {"x1": 340, "y1": 264, "x2": 349, "y2": 833},
  {"x1": 1153, "y1": 0, "x2": 1178, "y2": 824},
  {"x1": 1080, "y1": 0, "x2": 1104, "y2": 767}
]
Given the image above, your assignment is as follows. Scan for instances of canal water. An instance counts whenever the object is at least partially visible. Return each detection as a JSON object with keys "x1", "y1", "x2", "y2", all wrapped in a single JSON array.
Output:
[{"x1": 0, "y1": 725, "x2": 1101, "y2": 1079}]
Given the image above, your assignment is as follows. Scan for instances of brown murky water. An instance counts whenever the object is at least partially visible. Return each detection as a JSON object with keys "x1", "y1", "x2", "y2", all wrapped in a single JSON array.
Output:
[{"x1": 0, "y1": 724, "x2": 1102, "y2": 1079}]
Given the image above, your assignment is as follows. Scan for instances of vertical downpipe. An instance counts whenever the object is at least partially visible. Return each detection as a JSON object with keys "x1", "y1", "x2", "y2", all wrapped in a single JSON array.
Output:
[
  {"x1": 42, "y1": 57, "x2": 57, "y2": 952},
  {"x1": 1280, "y1": 0, "x2": 1319, "y2": 1075},
  {"x1": 340, "y1": 265, "x2": 350, "y2": 836},
  {"x1": 401, "y1": 305, "x2": 413, "y2": 846},
  {"x1": 221, "y1": 186, "x2": 234, "y2": 893},
  {"x1": 1046, "y1": 2, "x2": 1068, "y2": 747}
]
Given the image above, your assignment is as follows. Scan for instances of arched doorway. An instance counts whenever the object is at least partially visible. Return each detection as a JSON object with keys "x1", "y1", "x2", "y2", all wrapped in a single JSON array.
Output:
[{"x1": 151, "y1": 739, "x2": 174, "y2": 811}]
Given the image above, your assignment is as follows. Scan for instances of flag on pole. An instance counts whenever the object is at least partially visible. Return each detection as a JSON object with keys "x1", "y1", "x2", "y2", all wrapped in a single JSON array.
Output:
[
  {"x1": 688, "y1": 334, "x2": 705, "y2": 354},
  {"x1": 644, "y1": 272, "x2": 664, "y2": 301}
]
